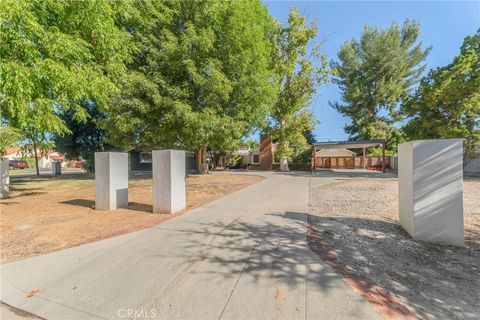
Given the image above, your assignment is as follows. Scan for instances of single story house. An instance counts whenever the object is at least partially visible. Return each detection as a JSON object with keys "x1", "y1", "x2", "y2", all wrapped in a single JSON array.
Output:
[
  {"x1": 2, "y1": 148, "x2": 66, "y2": 168},
  {"x1": 129, "y1": 150, "x2": 197, "y2": 173},
  {"x1": 2, "y1": 147, "x2": 22, "y2": 160},
  {"x1": 37, "y1": 151, "x2": 66, "y2": 168}
]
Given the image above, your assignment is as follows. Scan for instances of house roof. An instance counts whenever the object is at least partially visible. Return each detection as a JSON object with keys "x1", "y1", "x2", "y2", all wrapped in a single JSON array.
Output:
[
  {"x1": 235, "y1": 149, "x2": 251, "y2": 156},
  {"x1": 49, "y1": 155, "x2": 65, "y2": 161},
  {"x1": 316, "y1": 148, "x2": 356, "y2": 157},
  {"x1": 313, "y1": 140, "x2": 385, "y2": 149},
  {"x1": 4, "y1": 147, "x2": 21, "y2": 156}
]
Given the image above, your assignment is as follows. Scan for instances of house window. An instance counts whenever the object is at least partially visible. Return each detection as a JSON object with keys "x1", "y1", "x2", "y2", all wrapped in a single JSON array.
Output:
[
  {"x1": 252, "y1": 155, "x2": 260, "y2": 164},
  {"x1": 139, "y1": 152, "x2": 152, "y2": 163}
]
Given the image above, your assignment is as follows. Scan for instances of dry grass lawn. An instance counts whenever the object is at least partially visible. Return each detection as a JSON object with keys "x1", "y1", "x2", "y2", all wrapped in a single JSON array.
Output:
[{"x1": 0, "y1": 172, "x2": 262, "y2": 263}]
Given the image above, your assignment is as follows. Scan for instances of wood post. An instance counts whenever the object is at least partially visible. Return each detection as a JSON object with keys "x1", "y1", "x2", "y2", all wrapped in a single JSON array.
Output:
[
  {"x1": 382, "y1": 142, "x2": 386, "y2": 173},
  {"x1": 311, "y1": 146, "x2": 316, "y2": 173},
  {"x1": 362, "y1": 148, "x2": 366, "y2": 169}
]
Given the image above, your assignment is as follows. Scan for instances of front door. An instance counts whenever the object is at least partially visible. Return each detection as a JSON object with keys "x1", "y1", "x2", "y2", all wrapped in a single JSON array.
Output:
[{"x1": 323, "y1": 158, "x2": 331, "y2": 168}]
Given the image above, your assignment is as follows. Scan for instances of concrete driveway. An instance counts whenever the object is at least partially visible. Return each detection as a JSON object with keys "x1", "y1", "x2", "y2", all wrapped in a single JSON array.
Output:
[{"x1": 1, "y1": 172, "x2": 383, "y2": 320}]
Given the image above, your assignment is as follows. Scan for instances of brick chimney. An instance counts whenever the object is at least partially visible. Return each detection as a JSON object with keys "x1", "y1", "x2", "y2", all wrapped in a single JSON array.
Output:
[{"x1": 259, "y1": 135, "x2": 273, "y2": 170}]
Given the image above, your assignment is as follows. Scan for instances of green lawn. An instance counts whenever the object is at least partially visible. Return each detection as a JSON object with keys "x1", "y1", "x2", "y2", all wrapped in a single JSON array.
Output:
[{"x1": 9, "y1": 169, "x2": 31, "y2": 175}]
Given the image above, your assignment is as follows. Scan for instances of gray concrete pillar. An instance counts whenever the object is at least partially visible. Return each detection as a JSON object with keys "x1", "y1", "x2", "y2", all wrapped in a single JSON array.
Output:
[
  {"x1": 0, "y1": 158, "x2": 9, "y2": 199},
  {"x1": 52, "y1": 161, "x2": 61, "y2": 175},
  {"x1": 152, "y1": 150, "x2": 186, "y2": 214},
  {"x1": 398, "y1": 139, "x2": 464, "y2": 246},
  {"x1": 95, "y1": 152, "x2": 128, "y2": 210}
]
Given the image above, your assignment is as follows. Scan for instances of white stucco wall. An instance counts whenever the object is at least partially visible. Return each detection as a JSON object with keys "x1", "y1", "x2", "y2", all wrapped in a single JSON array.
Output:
[
  {"x1": 95, "y1": 152, "x2": 128, "y2": 210},
  {"x1": 0, "y1": 158, "x2": 9, "y2": 199},
  {"x1": 398, "y1": 139, "x2": 464, "y2": 246},
  {"x1": 152, "y1": 150, "x2": 186, "y2": 214}
]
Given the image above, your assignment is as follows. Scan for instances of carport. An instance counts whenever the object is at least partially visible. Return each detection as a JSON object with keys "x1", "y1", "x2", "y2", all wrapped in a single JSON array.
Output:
[{"x1": 312, "y1": 140, "x2": 386, "y2": 173}]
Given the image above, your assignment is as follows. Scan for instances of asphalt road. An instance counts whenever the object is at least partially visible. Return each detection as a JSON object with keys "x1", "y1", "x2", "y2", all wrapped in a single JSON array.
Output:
[{"x1": 1, "y1": 172, "x2": 382, "y2": 320}]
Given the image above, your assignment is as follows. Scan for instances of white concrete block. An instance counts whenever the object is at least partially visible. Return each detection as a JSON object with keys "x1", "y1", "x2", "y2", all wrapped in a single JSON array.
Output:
[
  {"x1": 52, "y1": 161, "x2": 61, "y2": 175},
  {"x1": 152, "y1": 150, "x2": 186, "y2": 214},
  {"x1": 0, "y1": 158, "x2": 9, "y2": 199},
  {"x1": 95, "y1": 152, "x2": 128, "y2": 210},
  {"x1": 398, "y1": 139, "x2": 464, "y2": 246}
]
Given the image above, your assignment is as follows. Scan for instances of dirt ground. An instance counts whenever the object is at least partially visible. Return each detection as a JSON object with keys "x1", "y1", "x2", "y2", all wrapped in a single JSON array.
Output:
[
  {"x1": 0, "y1": 172, "x2": 262, "y2": 263},
  {"x1": 308, "y1": 174, "x2": 480, "y2": 320}
]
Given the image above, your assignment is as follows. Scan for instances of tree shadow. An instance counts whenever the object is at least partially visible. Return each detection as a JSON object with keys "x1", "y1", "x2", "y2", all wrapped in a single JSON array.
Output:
[
  {"x1": 308, "y1": 215, "x2": 480, "y2": 320},
  {"x1": 278, "y1": 170, "x2": 397, "y2": 179},
  {"x1": 59, "y1": 199, "x2": 153, "y2": 213},
  {"x1": 1, "y1": 190, "x2": 47, "y2": 199},
  {"x1": 60, "y1": 199, "x2": 95, "y2": 208},
  {"x1": 127, "y1": 202, "x2": 153, "y2": 212},
  {"x1": 146, "y1": 211, "x2": 355, "y2": 294}
]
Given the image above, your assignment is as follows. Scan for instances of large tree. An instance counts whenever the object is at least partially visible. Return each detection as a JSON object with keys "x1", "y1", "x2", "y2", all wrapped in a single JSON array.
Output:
[
  {"x1": 331, "y1": 20, "x2": 431, "y2": 150},
  {"x1": 53, "y1": 101, "x2": 113, "y2": 172},
  {"x1": 0, "y1": 0, "x2": 131, "y2": 174},
  {"x1": 403, "y1": 31, "x2": 480, "y2": 161},
  {"x1": 104, "y1": 0, "x2": 276, "y2": 173},
  {"x1": 0, "y1": 125, "x2": 21, "y2": 156},
  {"x1": 268, "y1": 8, "x2": 328, "y2": 171}
]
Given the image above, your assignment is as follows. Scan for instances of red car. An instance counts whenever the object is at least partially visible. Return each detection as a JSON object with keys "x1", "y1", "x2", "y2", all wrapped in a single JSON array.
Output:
[{"x1": 9, "y1": 160, "x2": 29, "y2": 169}]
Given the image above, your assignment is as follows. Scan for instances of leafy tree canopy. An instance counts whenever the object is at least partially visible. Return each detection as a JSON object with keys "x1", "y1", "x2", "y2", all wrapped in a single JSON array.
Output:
[
  {"x1": 53, "y1": 101, "x2": 113, "y2": 172},
  {"x1": 0, "y1": 125, "x2": 21, "y2": 156},
  {"x1": 403, "y1": 30, "x2": 480, "y2": 159},
  {"x1": 331, "y1": 20, "x2": 431, "y2": 150},
  {"x1": 267, "y1": 8, "x2": 328, "y2": 171},
  {"x1": 0, "y1": 0, "x2": 132, "y2": 173},
  {"x1": 104, "y1": 0, "x2": 276, "y2": 155}
]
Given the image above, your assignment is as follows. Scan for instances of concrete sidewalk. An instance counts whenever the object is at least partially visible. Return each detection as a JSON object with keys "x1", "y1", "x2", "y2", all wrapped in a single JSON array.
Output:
[{"x1": 1, "y1": 172, "x2": 382, "y2": 320}]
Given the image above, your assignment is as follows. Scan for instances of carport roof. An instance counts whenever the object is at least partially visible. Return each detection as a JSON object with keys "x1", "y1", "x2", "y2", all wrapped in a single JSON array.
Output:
[{"x1": 313, "y1": 140, "x2": 385, "y2": 149}]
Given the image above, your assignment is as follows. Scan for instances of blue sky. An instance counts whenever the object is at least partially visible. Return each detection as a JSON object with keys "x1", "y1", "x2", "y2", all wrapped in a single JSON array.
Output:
[{"x1": 263, "y1": 0, "x2": 480, "y2": 142}]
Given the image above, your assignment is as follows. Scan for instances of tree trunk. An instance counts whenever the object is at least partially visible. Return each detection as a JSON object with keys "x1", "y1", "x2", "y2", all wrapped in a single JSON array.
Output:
[
  {"x1": 280, "y1": 156, "x2": 289, "y2": 172},
  {"x1": 32, "y1": 139, "x2": 40, "y2": 176},
  {"x1": 196, "y1": 146, "x2": 208, "y2": 174}
]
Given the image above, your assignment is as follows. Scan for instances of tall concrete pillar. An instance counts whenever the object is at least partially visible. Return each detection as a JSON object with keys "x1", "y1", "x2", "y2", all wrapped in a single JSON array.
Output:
[
  {"x1": 95, "y1": 152, "x2": 128, "y2": 210},
  {"x1": 398, "y1": 139, "x2": 464, "y2": 246},
  {"x1": 0, "y1": 158, "x2": 9, "y2": 199},
  {"x1": 152, "y1": 150, "x2": 186, "y2": 214}
]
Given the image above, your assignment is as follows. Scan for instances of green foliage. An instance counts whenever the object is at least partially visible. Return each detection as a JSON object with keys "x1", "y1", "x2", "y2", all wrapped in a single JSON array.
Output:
[
  {"x1": 243, "y1": 138, "x2": 259, "y2": 149},
  {"x1": 367, "y1": 147, "x2": 395, "y2": 156},
  {"x1": 24, "y1": 157, "x2": 36, "y2": 169},
  {"x1": 0, "y1": 125, "x2": 21, "y2": 156},
  {"x1": 104, "y1": 0, "x2": 276, "y2": 155},
  {"x1": 302, "y1": 129, "x2": 317, "y2": 145},
  {"x1": 53, "y1": 101, "x2": 113, "y2": 172},
  {"x1": 291, "y1": 130, "x2": 316, "y2": 164},
  {"x1": 268, "y1": 8, "x2": 328, "y2": 169},
  {"x1": 0, "y1": 0, "x2": 132, "y2": 173},
  {"x1": 331, "y1": 20, "x2": 431, "y2": 150},
  {"x1": 403, "y1": 30, "x2": 480, "y2": 159},
  {"x1": 228, "y1": 154, "x2": 242, "y2": 167}
]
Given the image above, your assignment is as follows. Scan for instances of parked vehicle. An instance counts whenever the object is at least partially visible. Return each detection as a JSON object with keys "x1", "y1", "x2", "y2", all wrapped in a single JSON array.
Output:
[
  {"x1": 74, "y1": 160, "x2": 84, "y2": 168},
  {"x1": 9, "y1": 160, "x2": 29, "y2": 169}
]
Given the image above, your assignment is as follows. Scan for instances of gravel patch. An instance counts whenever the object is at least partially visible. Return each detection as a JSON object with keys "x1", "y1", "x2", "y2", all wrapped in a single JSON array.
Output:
[{"x1": 308, "y1": 175, "x2": 480, "y2": 320}]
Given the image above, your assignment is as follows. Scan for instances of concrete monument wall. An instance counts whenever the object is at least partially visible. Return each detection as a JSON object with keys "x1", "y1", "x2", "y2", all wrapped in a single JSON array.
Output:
[
  {"x1": 95, "y1": 152, "x2": 128, "y2": 210},
  {"x1": 0, "y1": 158, "x2": 9, "y2": 199},
  {"x1": 152, "y1": 150, "x2": 186, "y2": 214},
  {"x1": 398, "y1": 139, "x2": 464, "y2": 246}
]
